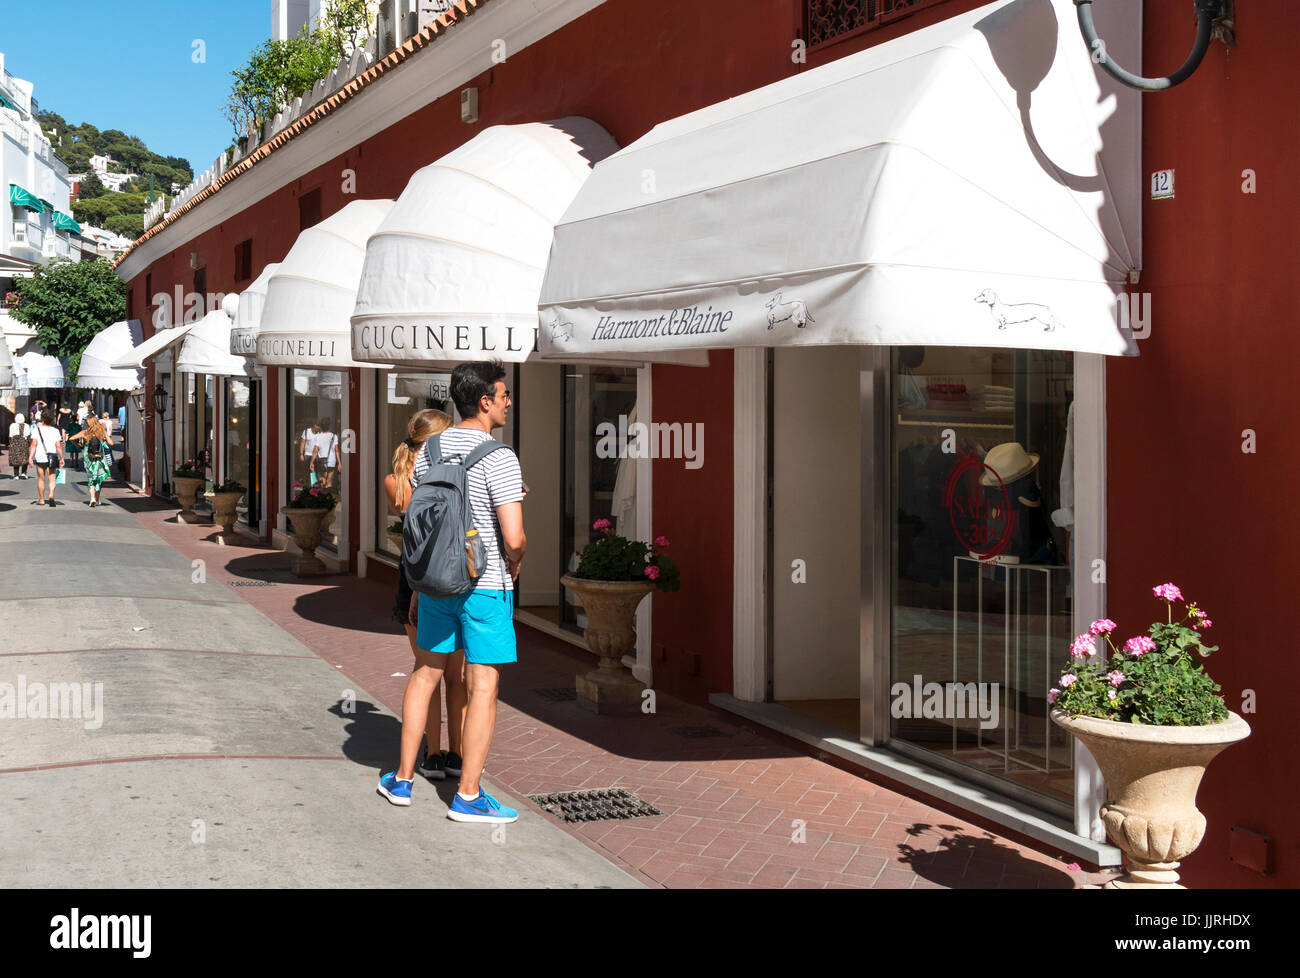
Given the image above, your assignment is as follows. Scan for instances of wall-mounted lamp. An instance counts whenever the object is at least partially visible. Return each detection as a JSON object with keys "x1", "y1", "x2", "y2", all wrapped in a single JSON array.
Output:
[{"x1": 1075, "y1": 0, "x2": 1234, "y2": 92}]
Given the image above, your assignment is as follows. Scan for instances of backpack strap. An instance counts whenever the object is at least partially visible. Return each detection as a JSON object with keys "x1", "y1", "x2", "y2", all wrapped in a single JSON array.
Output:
[{"x1": 463, "y1": 439, "x2": 513, "y2": 471}]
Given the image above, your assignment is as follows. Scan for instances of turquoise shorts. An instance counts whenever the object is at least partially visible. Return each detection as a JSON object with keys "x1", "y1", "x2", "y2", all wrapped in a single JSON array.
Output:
[{"x1": 417, "y1": 589, "x2": 517, "y2": 665}]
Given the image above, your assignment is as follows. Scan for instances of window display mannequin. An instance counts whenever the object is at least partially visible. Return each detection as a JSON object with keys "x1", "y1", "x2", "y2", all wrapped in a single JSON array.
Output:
[{"x1": 978, "y1": 441, "x2": 1058, "y2": 564}]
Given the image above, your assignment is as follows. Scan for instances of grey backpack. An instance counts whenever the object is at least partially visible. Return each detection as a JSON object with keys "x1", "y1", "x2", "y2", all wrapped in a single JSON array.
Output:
[{"x1": 403, "y1": 433, "x2": 513, "y2": 598}]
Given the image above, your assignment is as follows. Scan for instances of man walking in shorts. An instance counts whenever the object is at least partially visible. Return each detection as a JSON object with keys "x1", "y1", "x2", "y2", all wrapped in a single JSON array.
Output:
[{"x1": 376, "y1": 360, "x2": 525, "y2": 821}]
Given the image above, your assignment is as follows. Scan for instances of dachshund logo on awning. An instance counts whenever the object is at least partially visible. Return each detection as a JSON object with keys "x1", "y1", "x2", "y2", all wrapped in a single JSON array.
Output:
[
  {"x1": 974, "y1": 289, "x2": 1061, "y2": 333},
  {"x1": 765, "y1": 293, "x2": 815, "y2": 330},
  {"x1": 548, "y1": 315, "x2": 575, "y2": 342}
]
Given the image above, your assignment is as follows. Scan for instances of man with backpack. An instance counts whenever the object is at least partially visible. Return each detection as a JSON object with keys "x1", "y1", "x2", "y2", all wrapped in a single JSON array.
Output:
[{"x1": 377, "y1": 361, "x2": 526, "y2": 822}]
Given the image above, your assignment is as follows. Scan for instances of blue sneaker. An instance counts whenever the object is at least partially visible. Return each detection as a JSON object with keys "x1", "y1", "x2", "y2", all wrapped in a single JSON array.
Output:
[
  {"x1": 377, "y1": 772, "x2": 412, "y2": 806},
  {"x1": 447, "y1": 790, "x2": 518, "y2": 823}
]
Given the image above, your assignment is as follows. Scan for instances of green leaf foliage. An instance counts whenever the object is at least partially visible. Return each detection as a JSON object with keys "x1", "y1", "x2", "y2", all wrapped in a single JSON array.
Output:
[
  {"x1": 1052, "y1": 594, "x2": 1229, "y2": 726},
  {"x1": 574, "y1": 524, "x2": 681, "y2": 593},
  {"x1": 8, "y1": 260, "x2": 126, "y2": 384}
]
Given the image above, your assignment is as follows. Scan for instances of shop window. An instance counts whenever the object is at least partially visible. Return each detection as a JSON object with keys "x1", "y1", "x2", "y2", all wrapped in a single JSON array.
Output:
[
  {"x1": 375, "y1": 371, "x2": 454, "y2": 557},
  {"x1": 299, "y1": 188, "x2": 322, "y2": 230},
  {"x1": 804, "y1": 0, "x2": 953, "y2": 49},
  {"x1": 234, "y1": 238, "x2": 253, "y2": 283},
  {"x1": 288, "y1": 369, "x2": 345, "y2": 553},
  {"x1": 225, "y1": 378, "x2": 260, "y2": 530},
  {"x1": 890, "y1": 346, "x2": 1074, "y2": 803}
]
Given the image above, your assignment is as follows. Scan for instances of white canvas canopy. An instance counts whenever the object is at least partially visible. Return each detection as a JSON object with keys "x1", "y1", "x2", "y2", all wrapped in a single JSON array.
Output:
[
  {"x1": 111, "y1": 322, "x2": 200, "y2": 369},
  {"x1": 258, "y1": 199, "x2": 394, "y2": 369},
  {"x1": 232, "y1": 262, "x2": 280, "y2": 358},
  {"x1": 175, "y1": 305, "x2": 256, "y2": 377},
  {"x1": 351, "y1": 120, "x2": 705, "y2": 368},
  {"x1": 539, "y1": 0, "x2": 1141, "y2": 359},
  {"x1": 13, "y1": 348, "x2": 65, "y2": 388},
  {"x1": 77, "y1": 319, "x2": 145, "y2": 390},
  {"x1": 0, "y1": 333, "x2": 13, "y2": 389}
]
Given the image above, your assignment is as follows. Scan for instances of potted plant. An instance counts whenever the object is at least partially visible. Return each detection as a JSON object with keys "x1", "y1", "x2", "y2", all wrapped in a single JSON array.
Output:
[
  {"x1": 172, "y1": 460, "x2": 206, "y2": 523},
  {"x1": 560, "y1": 520, "x2": 680, "y2": 714},
  {"x1": 385, "y1": 520, "x2": 404, "y2": 550},
  {"x1": 1050, "y1": 584, "x2": 1250, "y2": 889},
  {"x1": 207, "y1": 478, "x2": 246, "y2": 543},
  {"x1": 282, "y1": 479, "x2": 337, "y2": 576}
]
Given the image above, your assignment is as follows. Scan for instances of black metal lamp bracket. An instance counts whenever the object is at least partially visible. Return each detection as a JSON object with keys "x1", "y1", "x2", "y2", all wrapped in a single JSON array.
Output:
[{"x1": 1075, "y1": 0, "x2": 1234, "y2": 92}]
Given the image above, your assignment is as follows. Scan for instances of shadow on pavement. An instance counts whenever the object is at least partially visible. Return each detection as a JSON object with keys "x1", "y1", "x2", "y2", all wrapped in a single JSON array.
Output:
[
  {"x1": 327, "y1": 698, "x2": 404, "y2": 772},
  {"x1": 294, "y1": 583, "x2": 405, "y2": 636},
  {"x1": 897, "y1": 824, "x2": 1078, "y2": 888}
]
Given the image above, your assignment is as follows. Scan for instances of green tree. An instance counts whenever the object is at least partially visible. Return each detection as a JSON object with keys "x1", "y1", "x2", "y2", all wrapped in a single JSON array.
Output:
[
  {"x1": 77, "y1": 171, "x2": 107, "y2": 199},
  {"x1": 72, "y1": 195, "x2": 124, "y2": 226},
  {"x1": 104, "y1": 213, "x2": 143, "y2": 240},
  {"x1": 317, "y1": 0, "x2": 375, "y2": 61},
  {"x1": 8, "y1": 260, "x2": 126, "y2": 382}
]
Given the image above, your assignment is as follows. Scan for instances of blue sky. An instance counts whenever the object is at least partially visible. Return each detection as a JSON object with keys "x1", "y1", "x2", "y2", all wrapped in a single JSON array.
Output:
[{"x1": 3, "y1": 0, "x2": 268, "y2": 173}]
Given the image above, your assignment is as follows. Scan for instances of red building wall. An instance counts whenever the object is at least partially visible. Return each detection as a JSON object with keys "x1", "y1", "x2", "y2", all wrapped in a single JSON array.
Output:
[{"x1": 1108, "y1": 2, "x2": 1298, "y2": 888}]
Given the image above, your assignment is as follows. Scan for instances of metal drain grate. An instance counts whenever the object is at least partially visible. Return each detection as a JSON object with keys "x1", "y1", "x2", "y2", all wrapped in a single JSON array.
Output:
[
  {"x1": 528, "y1": 788, "x2": 662, "y2": 823},
  {"x1": 672, "y1": 725, "x2": 728, "y2": 738},
  {"x1": 230, "y1": 581, "x2": 277, "y2": 588},
  {"x1": 533, "y1": 687, "x2": 578, "y2": 702}
]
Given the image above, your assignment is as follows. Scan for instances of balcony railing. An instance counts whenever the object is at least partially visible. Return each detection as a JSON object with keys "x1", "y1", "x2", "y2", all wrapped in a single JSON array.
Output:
[{"x1": 804, "y1": 0, "x2": 953, "y2": 49}]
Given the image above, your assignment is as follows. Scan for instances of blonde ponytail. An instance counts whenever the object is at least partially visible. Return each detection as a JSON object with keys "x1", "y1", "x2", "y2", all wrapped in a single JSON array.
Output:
[{"x1": 391, "y1": 408, "x2": 452, "y2": 510}]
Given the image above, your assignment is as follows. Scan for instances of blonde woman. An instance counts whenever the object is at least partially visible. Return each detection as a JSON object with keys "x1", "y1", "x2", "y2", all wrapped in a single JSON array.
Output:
[
  {"x1": 66, "y1": 415, "x2": 113, "y2": 507},
  {"x1": 377, "y1": 408, "x2": 469, "y2": 804}
]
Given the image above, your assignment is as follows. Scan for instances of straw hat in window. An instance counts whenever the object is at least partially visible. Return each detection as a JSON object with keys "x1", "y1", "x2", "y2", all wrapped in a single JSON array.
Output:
[{"x1": 981, "y1": 442, "x2": 1040, "y2": 486}]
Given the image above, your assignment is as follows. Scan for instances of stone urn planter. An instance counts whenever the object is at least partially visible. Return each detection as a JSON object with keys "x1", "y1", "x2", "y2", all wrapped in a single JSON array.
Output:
[
  {"x1": 283, "y1": 505, "x2": 335, "y2": 577},
  {"x1": 1052, "y1": 709, "x2": 1251, "y2": 888},
  {"x1": 560, "y1": 575, "x2": 653, "y2": 715},
  {"x1": 207, "y1": 491, "x2": 245, "y2": 544},
  {"x1": 172, "y1": 476, "x2": 206, "y2": 524}
]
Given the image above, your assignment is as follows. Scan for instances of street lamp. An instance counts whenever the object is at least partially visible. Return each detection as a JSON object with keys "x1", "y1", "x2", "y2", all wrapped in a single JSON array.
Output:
[
  {"x1": 1075, "y1": 0, "x2": 1234, "y2": 92},
  {"x1": 153, "y1": 383, "x2": 170, "y2": 495}
]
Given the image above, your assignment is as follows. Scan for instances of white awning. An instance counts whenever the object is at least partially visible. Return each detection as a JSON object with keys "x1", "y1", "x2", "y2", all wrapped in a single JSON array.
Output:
[
  {"x1": 539, "y1": 0, "x2": 1141, "y2": 359},
  {"x1": 13, "y1": 348, "x2": 65, "y2": 388},
  {"x1": 77, "y1": 319, "x2": 145, "y2": 390},
  {"x1": 232, "y1": 262, "x2": 280, "y2": 358},
  {"x1": 175, "y1": 305, "x2": 256, "y2": 376},
  {"x1": 351, "y1": 119, "x2": 706, "y2": 368},
  {"x1": 0, "y1": 333, "x2": 13, "y2": 389},
  {"x1": 258, "y1": 199, "x2": 394, "y2": 369},
  {"x1": 111, "y1": 321, "x2": 200, "y2": 369}
]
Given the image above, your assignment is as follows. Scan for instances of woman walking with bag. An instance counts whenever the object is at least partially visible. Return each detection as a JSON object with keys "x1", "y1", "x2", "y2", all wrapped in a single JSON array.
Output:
[
  {"x1": 376, "y1": 408, "x2": 469, "y2": 804},
  {"x1": 30, "y1": 412, "x2": 64, "y2": 506},
  {"x1": 7, "y1": 413, "x2": 30, "y2": 479},
  {"x1": 66, "y1": 415, "x2": 113, "y2": 507}
]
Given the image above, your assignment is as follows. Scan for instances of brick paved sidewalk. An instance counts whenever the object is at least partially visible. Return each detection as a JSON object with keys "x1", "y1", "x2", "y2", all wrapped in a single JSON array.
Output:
[{"x1": 108, "y1": 484, "x2": 1116, "y2": 889}]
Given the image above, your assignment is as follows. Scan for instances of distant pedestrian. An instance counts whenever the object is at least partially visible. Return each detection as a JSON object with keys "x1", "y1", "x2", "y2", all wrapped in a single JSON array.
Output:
[
  {"x1": 7, "y1": 413, "x2": 30, "y2": 479},
  {"x1": 67, "y1": 415, "x2": 113, "y2": 506},
  {"x1": 76, "y1": 401, "x2": 90, "y2": 423},
  {"x1": 30, "y1": 413, "x2": 64, "y2": 506},
  {"x1": 312, "y1": 418, "x2": 339, "y2": 490},
  {"x1": 297, "y1": 419, "x2": 320, "y2": 485},
  {"x1": 63, "y1": 412, "x2": 84, "y2": 471}
]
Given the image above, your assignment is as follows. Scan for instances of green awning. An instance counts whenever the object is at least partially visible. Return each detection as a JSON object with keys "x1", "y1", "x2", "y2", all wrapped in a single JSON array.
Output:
[
  {"x1": 8, "y1": 184, "x2": 42, "y2": 211},
  {"x1": 38, "y1": 198, "x2": 53, "y2": 214},
  {"x1": 52, "y1": 211, "x2": 81, "y2": 233},
  {"x1": 0, "y1": 90, "x2": 16, "y2": 112}
]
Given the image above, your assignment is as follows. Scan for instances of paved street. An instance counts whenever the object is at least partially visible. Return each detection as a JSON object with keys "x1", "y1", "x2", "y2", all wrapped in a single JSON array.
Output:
[{"x1": 0, "y1": 467, "x2": 640, "y2": 888}]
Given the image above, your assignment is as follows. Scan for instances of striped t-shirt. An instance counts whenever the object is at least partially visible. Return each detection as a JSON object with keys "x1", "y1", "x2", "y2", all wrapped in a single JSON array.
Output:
[{"x1": 411, "y1": 427, "x2": 523, "y2": 591}]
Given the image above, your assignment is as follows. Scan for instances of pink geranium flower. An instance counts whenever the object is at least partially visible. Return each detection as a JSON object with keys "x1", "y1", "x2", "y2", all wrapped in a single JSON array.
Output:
[
  {"x1": 1047, "y1": 688, "x2": 1060, "y2": 704},
  {"x1": 1089, "y1": 619, "x2": 1117, "y2": 636},
  {"x1": 644, "y1": 565, "x2": 660, "y2": 581},
  {"x1": 1124, "y1": 636, "x2": 1156, "y2": 656},
  {"x1": 1107, "y1": 689, "x2": 1118, "y2": 701},
  {"x1": 655, "y1": 535, "x2": 670, "y2": 548},
  {"x1": 1059, "y1": 673, "x2": 1077, "y2": 688},
  {"x1": 309, "y1": 487, "x2": 319, "y2": 496},
  {"x1": 1153, "y1": 582, "x2": 1184, "y2": 603},
  {"x1": 1070, "y1": 635, "x2": 1097, "y2": 659},
  {"x1": 1107, "y1": 670, "x2": 1125, "y2": 686},
  {"x1": 1195, "y1": 619, "x2": 1213, "y2": 630},
  {"x1": 592, "y1": 518, "x2": 611, "y2": 532}
]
